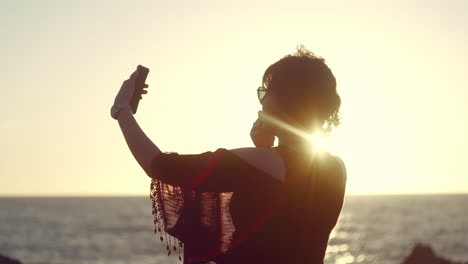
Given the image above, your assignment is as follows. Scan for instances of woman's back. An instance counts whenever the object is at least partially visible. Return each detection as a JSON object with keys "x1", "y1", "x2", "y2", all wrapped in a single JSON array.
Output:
[{"x1": 213, "y1": 144, "x2": 347, "y2": 263}]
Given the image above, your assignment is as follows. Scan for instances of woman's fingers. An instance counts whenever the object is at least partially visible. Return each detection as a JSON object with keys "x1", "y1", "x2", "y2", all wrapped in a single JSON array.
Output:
[
  {"x1": 144, "y1": 84, "x2": 149, "y2": 88},
  {"x1": 253, "y1": 118, "x2": 263, "y2": 127}
]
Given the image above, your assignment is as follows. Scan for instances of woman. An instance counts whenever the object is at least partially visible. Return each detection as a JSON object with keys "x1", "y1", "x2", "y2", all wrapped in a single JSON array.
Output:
[{"x1": 112, "y1": 45, "x2": 346, "y2": 263}]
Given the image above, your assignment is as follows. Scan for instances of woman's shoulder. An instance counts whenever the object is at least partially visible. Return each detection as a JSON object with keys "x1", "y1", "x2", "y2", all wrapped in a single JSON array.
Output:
[
  {"x1": 217, "y1": 147, "x2": 346, "y2": 186},
  {"x1": 332, "y1": 154, "x2": 347, "y2": 182},
  {"x1": 226, "y1": 147, "x2": 286, "y2": 183},
  {"x1": 319, "y1": 152, "x2": 347, "y2": 189}
]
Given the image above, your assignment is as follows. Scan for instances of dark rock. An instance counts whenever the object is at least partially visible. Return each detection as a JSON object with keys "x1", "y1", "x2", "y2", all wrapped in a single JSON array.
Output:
[
  {"x1": 0, "y1": 254, "x2": 22, "y2": 264},
  {"x1": 402, "y1": 243, "x2": 467, "y2": 264}
]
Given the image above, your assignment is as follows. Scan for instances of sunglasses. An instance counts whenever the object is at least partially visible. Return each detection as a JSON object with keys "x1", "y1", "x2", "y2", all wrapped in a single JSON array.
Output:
[{"x1": 257, "y1": 86, "x2": 271, "y2": 103}]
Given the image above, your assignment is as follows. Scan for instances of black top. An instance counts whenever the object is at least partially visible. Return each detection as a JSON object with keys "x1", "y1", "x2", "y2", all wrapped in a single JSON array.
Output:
[{"x1": 149, "y1": 145, "x2": 347, "y2": 264}]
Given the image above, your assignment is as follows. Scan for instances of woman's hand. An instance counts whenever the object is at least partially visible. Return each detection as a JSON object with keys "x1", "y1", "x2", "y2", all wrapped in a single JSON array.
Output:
[
  {"x1": 250, "y1": 111, "x2": 275, "y2": 148},
  {"x1": 113, "y1": 68, "x2": 149, "y2": 106}
]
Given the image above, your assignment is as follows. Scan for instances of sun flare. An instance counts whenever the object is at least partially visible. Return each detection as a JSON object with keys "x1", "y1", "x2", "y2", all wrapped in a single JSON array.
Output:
[
  {"x1": 308, "y1": 134, "x2": 329, "y2": 154},
  {"x1": 259, "y1": 111, "x2": 331, "y2": 154}
]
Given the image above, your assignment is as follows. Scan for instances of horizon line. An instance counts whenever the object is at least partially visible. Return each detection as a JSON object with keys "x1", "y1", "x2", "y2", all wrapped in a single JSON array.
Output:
[{"x1": 1, "y1": 191, "x2": 468, "y2": 198}]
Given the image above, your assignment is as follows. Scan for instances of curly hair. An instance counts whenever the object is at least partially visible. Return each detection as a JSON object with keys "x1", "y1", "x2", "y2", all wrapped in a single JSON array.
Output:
[{"x1": 262, "y1": 45, "x2": 341, "y2": 135}]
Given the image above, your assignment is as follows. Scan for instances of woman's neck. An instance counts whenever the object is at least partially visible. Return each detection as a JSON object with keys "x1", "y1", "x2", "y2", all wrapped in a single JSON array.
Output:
[{"x1": 277, "y1": 135, "x2": 314, "y2": 153}]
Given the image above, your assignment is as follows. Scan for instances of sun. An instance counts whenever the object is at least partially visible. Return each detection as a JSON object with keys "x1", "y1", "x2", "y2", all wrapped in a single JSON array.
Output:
[{"x1": 307, "y1": 133, "x2": 330, "y2": 154}]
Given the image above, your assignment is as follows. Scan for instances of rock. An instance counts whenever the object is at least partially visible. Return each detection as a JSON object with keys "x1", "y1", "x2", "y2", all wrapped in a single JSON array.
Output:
[
  {"x1": 402, "y1": 243, "x2": 467, "y2": 264},
  {"x1": 0, "y1": 254, "x2": 22, "y2": 264}
]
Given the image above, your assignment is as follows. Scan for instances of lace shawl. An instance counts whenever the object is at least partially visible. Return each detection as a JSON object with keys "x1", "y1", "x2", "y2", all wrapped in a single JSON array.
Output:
[
  {"x1": 150, "y1": 178, "x2": 236, "y2": 263},
  {"x1": 149, "y1": 148, "x2": 242, "y2": 263}
]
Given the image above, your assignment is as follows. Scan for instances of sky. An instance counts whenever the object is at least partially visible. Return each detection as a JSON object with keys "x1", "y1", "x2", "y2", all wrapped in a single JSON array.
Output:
[{"x1": 1, "y1": 0, "x2": 467, "y2": 196}]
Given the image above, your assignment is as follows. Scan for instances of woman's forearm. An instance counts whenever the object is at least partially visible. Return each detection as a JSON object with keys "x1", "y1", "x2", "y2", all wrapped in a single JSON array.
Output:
[{"x1": 117, "y1": 108, "x2": 162, "y2": 177}]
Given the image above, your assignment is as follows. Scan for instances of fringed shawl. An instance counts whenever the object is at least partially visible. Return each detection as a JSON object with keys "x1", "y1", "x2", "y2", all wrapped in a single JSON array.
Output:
[{"x1": 150, "y1": 181, "x2": 235, "y2": 263}]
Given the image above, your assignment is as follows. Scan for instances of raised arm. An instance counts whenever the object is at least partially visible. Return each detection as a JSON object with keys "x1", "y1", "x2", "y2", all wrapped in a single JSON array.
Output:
[
  {"x1": 117, "y1": 109, "x2": 162, "y2": 177},
  {"x1": 113, "y1": 67, "x2": 163, "y2": 177}
]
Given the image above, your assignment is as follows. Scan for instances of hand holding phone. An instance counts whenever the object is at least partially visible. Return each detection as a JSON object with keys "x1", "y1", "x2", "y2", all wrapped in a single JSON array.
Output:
[
  {"x1": 130, "y1": 65, "x2": 150, "y2": 114},
  {"x1": 250, "y1": 111, "x2": 275, "y2": 148}
]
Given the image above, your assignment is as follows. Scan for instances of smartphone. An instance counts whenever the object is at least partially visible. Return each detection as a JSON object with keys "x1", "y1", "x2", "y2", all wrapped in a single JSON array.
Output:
[
  {"x1": 252, "y1": 111, "x2": 276, "y2": 148},
  {"x1": 130, "y1": 65, "x2": 150, "y2": 114}
]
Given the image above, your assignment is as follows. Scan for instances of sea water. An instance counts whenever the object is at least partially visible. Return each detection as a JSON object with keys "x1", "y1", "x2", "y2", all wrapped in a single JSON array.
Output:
[{"x1": 0, "y1": 195, "x2": 467, "y2": 264}]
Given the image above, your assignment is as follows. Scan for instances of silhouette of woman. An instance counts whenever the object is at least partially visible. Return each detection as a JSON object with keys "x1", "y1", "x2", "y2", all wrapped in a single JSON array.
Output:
[{"x1": 115, "y1": 45, "x2": 346, "y2": 264}]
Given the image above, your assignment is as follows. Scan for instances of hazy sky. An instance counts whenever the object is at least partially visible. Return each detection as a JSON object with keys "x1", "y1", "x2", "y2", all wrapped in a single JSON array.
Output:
[{"x1": 2, "y1": 0, "x2": 467, "y2": 196}]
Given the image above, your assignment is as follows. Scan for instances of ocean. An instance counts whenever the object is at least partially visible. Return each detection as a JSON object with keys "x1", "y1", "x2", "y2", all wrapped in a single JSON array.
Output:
[{"x1": 0, "y1": 195, "x2": 467, "y2": 264}]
